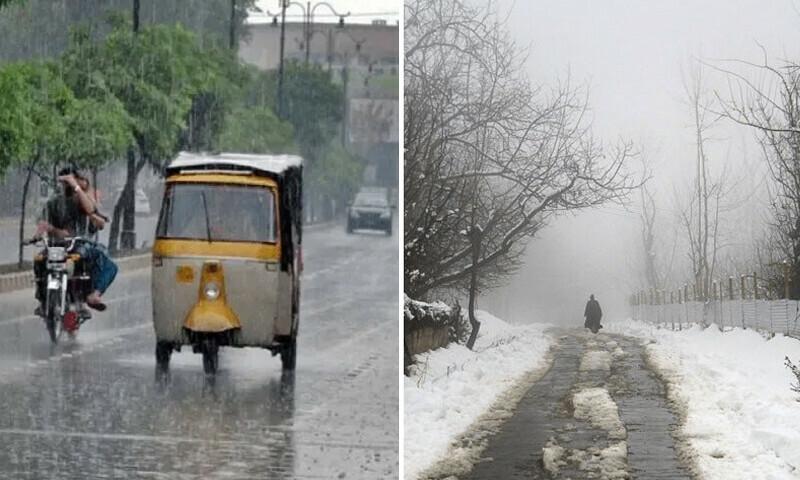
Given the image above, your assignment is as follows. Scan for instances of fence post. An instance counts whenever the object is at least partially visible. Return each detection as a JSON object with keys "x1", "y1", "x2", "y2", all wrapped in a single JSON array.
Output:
[
  {"x1": 754, "y1": 272, "x2": 759, "y2": 300},
  {"x1": 741, "y1": 274, "x2": 747, "y2": 329},
  {"x1": 728, "y1": 276, "x2": 734, "y2": 300}
]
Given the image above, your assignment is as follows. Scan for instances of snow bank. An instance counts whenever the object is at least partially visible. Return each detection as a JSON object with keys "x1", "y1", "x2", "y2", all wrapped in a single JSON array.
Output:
[
  {"x1": 607, "y1": 319, "x2": 800, "y2": 479},
  {"x1": 404, "y1": 294, "x2": 454, "y2": 325},
  {"x1": 404, "y1": 311, "x2": 552, "y2": 479}
]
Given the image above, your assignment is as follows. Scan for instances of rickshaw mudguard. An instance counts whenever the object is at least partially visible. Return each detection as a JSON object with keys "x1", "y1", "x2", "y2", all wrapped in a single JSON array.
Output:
[
  {"x1": 182, "y1": 260, "x2": 241, "y2": 333},
  {"x1": 184, "y1": 300, "x2": 241, "y2": 333}
]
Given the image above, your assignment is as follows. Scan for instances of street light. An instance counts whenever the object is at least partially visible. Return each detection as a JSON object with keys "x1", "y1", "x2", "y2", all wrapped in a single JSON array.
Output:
[{"x1": 268, "y1": 1, "x2": 351, "y2": 117}]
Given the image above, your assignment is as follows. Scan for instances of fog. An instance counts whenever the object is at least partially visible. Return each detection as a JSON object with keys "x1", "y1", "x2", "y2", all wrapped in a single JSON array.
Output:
[{"x1": 481, "y1": 0, "x2": 800, "y2": 325}]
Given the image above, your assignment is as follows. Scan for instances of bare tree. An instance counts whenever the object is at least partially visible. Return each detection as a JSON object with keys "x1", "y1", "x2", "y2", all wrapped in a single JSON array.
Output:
[
  {"x1": 676, "y1": 64, "x2": 731, "y2": 300},
  {"x1": 710, "y1": 50, "x2": 800, "y2": 298},
  {"x1": 640, "y1": 182, "x2": 660, "y2": 290},
  {"x1": 405, "y1": 0, "x2": 640, "y2": 346}
]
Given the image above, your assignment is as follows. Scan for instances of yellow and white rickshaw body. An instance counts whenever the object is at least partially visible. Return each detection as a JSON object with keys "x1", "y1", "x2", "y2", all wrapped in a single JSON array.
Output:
[{"x1": 150, "y1": 154, "x2": 302, "y2": 363}]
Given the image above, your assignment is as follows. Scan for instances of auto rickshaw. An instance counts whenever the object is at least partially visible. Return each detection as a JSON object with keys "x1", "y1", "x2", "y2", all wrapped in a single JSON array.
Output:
[{"x1": 151, "y1": 152, "x2": 303, "y2": 374}]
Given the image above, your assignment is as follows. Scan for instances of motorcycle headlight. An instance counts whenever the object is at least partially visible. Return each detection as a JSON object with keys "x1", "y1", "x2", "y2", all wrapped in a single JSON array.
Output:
[
  {"x1": 47, "y1": 247, "x2": 66, "y2": 262},
  {"x1": 204, "y1": 281, "x2": 220, "y2": 300}
]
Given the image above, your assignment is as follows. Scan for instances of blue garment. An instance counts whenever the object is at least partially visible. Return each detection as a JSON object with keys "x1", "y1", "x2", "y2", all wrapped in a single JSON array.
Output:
[{"x1": 77, "y1": 242, "x2": 118, "y2": 294}]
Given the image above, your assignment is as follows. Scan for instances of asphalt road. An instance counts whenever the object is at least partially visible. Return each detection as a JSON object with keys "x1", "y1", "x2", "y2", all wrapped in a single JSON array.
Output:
[{"x1": 0, "y1": 220, "x2": 399, "y2": 479}]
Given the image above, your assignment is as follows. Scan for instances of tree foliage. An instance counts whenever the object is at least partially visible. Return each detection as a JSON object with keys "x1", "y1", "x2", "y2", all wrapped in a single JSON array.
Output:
[
  {"x1": 0, "y1": 2, "x2": 352, "y2": 254},
  {"x1": 0, "y1": 0, "x2": 254, "y2": 61},
  {"x1": 217, "y1": 106, "x2": 294, "y2": 154},
  {"x1": 0, "y1": 63, "x2": 36, "y2": 175},
  {"x1": 280, "y1": 61, "x2": 344, "y2": 158}
]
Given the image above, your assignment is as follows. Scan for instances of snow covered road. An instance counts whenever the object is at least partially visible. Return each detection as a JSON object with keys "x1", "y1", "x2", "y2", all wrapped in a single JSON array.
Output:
[
  {"x1": 0, "y1": 221, "x2": 398, "y2": 479},
  {"x1": 406, "y1": 321, "x2": 696, "y2": 479}
]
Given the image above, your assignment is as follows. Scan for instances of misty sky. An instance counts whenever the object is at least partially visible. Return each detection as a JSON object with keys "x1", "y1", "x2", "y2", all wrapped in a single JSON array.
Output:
[
  {"x1": 481, "y1": 0, "x2": 800, "y2": 324},
  {"x1": 251, "y1": 0, "x2": 399, "y2": 25}
]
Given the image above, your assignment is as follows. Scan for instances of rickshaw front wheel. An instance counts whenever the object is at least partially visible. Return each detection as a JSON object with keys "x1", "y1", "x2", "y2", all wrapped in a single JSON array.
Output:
[
  {"x1": 280, "y1": 339, "x2": 297, "y2": 371},
  {"x1": 201, "y1": 338, "x2": 219, "y2": 375},
  {"x1": 155, "y1": 341, "x2": 172, "y2": 372}
]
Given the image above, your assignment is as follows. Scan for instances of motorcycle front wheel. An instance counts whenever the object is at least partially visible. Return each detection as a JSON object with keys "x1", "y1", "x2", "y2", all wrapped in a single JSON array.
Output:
[{"x1": 45, "y1": 289, "x2": 62, "y2": 344}]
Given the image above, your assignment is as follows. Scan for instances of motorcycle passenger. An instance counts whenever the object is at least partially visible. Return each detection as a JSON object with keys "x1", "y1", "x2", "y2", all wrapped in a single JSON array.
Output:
[
  {"x1": 584, "y1": 294, "x2": 603, "y2": 332},
  {"x1": 33, "y1": 167, "x2": 118, "y2": 313}
]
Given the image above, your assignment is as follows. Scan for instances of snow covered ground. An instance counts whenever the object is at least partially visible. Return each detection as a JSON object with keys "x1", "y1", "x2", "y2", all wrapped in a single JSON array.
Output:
[
  {"x1": 607, "y1": 319, "x2": 800, "y2": 479},
  {"x1": 404, "y1": 311, "x2": 552, "y2": 479}
]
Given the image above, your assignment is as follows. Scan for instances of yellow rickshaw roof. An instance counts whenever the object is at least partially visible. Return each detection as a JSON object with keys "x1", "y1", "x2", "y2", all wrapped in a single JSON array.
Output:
[{"x1": 167, "y1": 152, "x2": 303, "y2": 177}]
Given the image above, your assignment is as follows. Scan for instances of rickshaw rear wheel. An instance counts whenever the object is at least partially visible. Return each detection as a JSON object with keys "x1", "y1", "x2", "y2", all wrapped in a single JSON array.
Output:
[
  {"x1": 155, "y1": 341, "x2": 172, "y2": 372},
  {"x1": 280, "y1": 338, "x2": 296, "y2": 371},
  {"x1": 201, "y1": 339, "x2": 219, "y2": 375}
]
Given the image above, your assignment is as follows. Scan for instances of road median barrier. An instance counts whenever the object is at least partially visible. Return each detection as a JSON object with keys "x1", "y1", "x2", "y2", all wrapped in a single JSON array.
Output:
[{"x1": 0, "y1": 253, "x2": 151, "y2": 295}]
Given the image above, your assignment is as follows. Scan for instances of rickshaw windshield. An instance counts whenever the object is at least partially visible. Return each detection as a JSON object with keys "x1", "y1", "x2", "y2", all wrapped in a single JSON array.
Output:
[{"x1": 156, "y1": 183, "x2": 277, "y2": 243}]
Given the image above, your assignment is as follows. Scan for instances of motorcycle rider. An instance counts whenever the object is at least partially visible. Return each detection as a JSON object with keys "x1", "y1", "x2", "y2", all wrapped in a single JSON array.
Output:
[
  {"x1": 584, "y1": 294, "x2": 603, "y2": 332},
  {"x1": 33, "y1": 167, "x2": 118, "y2": 313}
]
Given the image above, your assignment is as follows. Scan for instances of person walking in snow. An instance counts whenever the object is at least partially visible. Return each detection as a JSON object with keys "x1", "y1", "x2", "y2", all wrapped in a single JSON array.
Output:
[{"x1": 584, "y1": 294, "x2": 603, "y2": 333}]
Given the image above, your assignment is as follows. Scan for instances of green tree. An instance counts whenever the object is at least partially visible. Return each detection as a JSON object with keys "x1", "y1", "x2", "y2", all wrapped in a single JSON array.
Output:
[
  {"x1": 0, "y1": 62, "x2": 76, "y2": 266},
  {"x1": 93, "y1": 19, "x2": 225, "y2": 251},
  {"x1": 0, "y1": 63, "x2": 35, "y2": 177},
  {"x1": 59, "y1": 27, "x2": 132, "y2": 171},
  {"x1": 280, "y1": 61, "x2": 344, "y2": 157},
  {"x1": 0, "y1": 0, "x2": 254, "y2": 61},
  {"x1": 308, "y1": 140, "x2": 364, "y2": 218},
  {"x1": 217, "y1": 106, "x2": 295, "y2": 154}
]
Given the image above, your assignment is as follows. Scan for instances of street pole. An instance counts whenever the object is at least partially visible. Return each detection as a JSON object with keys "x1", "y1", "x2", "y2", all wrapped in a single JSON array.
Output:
[
  {"x1": 305, "y1": 1, "x2": 311, "y2": 65},
  {"x1": 132, "y1": 0, "x2": 140, "y2": 34},
  {"x1": 341, "y1": 58, "x2": 348, "y2": 146},
  {"x1": 229, "y1": 0, "x2": 236, "y2": 50},
  {"x1": 277, "y1": 0, "x2": 287, "y2": 118}
]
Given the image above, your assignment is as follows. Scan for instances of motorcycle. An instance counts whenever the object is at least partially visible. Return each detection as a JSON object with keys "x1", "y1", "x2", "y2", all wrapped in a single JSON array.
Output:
[{"x1": 26, "y1": 236, "x2": 93, "y2": 344}]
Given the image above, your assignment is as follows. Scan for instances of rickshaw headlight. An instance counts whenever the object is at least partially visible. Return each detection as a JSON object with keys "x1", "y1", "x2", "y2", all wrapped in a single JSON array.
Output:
[{"x1": 204, "y1": 281, "x2": 220, "y2": 300}]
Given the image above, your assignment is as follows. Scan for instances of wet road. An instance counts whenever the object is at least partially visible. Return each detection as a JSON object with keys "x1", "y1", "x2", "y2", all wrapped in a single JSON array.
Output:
[{"x1": 0, "y1": 221, "x2": 399, "y2": 479}]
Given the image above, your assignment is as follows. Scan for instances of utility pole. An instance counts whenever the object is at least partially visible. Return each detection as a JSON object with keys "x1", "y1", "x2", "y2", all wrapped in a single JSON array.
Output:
[
  {"x1": 277, "y1": 0, "x2": 287, "y2": 118},
  {"x1": 132, "y1": 0, "x2": 140, "y2": 34},
  {"x1": 340, "y1": 58, "x2": 348, "y2": 146},
  {"x1": 229, "y1": 0, "x2": 237, "y2": 50}
]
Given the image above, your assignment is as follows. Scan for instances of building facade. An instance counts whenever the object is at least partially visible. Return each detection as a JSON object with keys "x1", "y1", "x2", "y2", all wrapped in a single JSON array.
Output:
[{"x1": 239, "y1": 20, "x2": 399, "y2": 190}]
